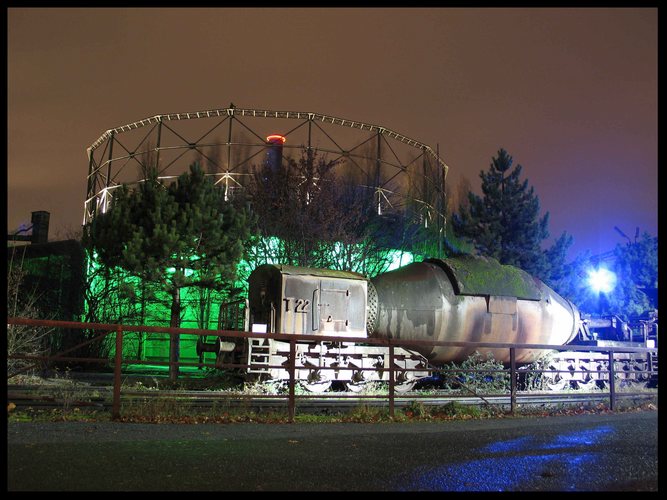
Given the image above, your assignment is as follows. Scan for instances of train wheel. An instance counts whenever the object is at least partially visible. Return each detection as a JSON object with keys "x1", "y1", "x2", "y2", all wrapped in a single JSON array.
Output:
[
  {"x1": 345, "y1": 381, "x2": 368, "y2": 393},
  {"x1": 576, "y1": 378, "x2": 598, "y2": 391},
  {"x1": 302, "y1": 380, "x2": 332, "y2": 393},
  {"x1": 393, "y1": 369, "x2": 418, "y2": 393},
  {"x1": 544, "y1": 361, "x2": 569, "y2": 391},
  {"x1": 394, "y1": 381, "x2": 416, "y2": 393},
  {"x1": 345, "y1": 370, "x2": 368, "y2": 393},
  {"x1": 630, "y1": 361, "x2": 651, "y2": 386},
  {"x1": 546, "y1": 377, "x2": 568, "y2": 391},
  {"x1": 613, "y1": 362, "x2": 636, "y2": 388},
  {"x1": 302, "y1": 370, "x2": 332, "y2": 393}
]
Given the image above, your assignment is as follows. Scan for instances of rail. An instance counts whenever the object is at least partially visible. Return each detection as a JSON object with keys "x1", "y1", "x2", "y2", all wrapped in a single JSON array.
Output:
[{"x1": 7, "y1": 317, "x2": 658, "y2": 422}]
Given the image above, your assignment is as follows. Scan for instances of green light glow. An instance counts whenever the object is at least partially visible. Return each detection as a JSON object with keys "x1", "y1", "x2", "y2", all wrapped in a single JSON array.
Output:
[
  {"x1": 165, "y1": 267, "x2": 195, "y2": 277},
  {"x1": 88, "y1": 236, "x2": 417, "y2": 364},
  {"x1": 386, "y1": 249, "x2": 414, "y2": 270}
]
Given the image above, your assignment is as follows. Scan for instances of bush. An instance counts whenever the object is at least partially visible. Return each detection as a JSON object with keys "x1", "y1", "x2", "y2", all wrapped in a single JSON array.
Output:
[
  {"x1": 403, "y1": 400, "x2": 430, "y2": 419},
  {"x1": 7, "y1": 259, "x2": 53, "y2": 376},
  {"x1": 433, "y1": 401, "x2": 482, "y2": 419},
  {"x1": 439, "y1": 351, "x2": 510, "y2": 394}
]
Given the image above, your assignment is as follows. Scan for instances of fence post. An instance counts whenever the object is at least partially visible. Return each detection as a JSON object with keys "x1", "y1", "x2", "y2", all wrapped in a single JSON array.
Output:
[
  {"x1": 608, "y1": 351, "x2": 616, "y2": 411},
  {"x1": 388, "y1": 345, "x2": 395, "y2": 419},
  {"x1": 112, "y1": 325, "x2": 123, "y2": 420},
  {"x1": 510, "y1": 347, "x2": 516, "y2": 415},
  {"x1": 288, "y1": 339, "x2": 296, "y2": 423}
]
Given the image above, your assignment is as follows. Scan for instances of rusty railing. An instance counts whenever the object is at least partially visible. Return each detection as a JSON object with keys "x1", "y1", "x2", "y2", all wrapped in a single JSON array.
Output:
[{"x1": 7, "y1": 317, "x2": 657, "y2": 421}]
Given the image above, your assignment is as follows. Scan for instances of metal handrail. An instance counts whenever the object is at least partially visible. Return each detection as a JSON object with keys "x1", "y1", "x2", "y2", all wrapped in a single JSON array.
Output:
[{"x1": 7, "y1": 317, "x2": 657, "y2": 421}]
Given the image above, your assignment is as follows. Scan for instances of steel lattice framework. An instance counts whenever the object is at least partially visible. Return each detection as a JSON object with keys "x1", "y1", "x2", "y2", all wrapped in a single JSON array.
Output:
[{"x1": 85, "y1": 105, "x2": 449, "y2": 241}]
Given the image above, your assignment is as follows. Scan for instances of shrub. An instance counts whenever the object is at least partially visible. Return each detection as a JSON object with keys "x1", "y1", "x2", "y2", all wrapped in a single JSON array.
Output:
[{"x1": 439, "y1": 351, "x2": 510, "y2": 394}]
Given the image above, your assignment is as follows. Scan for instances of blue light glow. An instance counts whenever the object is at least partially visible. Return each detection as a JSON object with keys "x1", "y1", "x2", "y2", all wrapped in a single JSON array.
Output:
[
  {"x1": 395, "y1": 453, "x2": 597, "y2": 491},
  {"x1": 540, "y1": 426, "x2": 613, "y2": 449},
  {"x1": 392, "y1": 425, "x2": 614, "y2": 491},
  {"x1": 481, "y1": 436, "x2": 532, "y2": 453},
  {"x1": 587, "y1": 267, "x2": 617, "y2": 294}
]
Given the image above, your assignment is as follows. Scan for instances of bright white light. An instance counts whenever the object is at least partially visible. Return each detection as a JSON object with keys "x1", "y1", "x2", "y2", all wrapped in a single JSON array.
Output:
[
  {"x1": 587, "y1": 267, "x2": 617, "y2": 294},
  {"x1": 251, "y1": 323, "x2": 268, "y2": 333}
]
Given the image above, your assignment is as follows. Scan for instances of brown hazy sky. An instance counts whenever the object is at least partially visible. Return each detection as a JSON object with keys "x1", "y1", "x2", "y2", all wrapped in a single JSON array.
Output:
[{"x1": 7, "y1": 7, "x2": 657, "y2": 259}]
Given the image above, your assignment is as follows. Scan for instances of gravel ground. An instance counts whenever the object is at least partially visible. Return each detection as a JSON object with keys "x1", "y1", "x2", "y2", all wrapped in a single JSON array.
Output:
[{"x1": 7, "y1": 410, "x2": 658, "y2": 491}]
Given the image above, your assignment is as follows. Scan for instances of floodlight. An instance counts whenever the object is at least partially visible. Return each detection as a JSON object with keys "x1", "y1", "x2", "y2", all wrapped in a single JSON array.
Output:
[{"x1": 587, "y1": 267, "x2": 617, "y2": 294}]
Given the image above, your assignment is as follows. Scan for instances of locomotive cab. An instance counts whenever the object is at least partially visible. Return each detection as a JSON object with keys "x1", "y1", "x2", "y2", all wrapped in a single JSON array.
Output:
[{"x1": 248, "y1": 264, "x2": 369, "y2": 338}]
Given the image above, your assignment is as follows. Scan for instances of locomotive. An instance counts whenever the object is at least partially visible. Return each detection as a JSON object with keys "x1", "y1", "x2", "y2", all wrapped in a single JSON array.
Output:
[
  {"x1": 540, "y1": 309, "x2": 658, "y2": 390},
  {"x1": 197, "y1": 254, "x2": 657, "y2": 392}
]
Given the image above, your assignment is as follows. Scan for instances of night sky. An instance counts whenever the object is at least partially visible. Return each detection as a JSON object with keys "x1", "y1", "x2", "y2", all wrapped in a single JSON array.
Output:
[{"x1": 7, "y1": 7, "x2": 657, "y2": 260}]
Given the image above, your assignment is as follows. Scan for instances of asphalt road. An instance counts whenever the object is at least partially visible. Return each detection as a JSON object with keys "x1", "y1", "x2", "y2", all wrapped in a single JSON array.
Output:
[{"x1": 7, "y1": 410, "x2": 658, "y2": 491}]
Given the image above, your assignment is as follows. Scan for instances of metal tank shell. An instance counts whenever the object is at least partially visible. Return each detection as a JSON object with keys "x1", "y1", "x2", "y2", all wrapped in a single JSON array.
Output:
[{"x1": 369, "y1": 256, "x2": 581, "y2": 364}]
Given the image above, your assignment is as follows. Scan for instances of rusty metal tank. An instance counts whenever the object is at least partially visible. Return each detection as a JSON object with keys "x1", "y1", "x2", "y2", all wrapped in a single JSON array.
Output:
[{"x1": 368, "y1": 256, "x2": 582, "y2": 364}]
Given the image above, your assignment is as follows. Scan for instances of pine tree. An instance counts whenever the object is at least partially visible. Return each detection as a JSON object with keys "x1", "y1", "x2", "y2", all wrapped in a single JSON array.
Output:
[
  {"x1": 83, "y1": 162, "x2": 253, "y2": 381},
  {"x1": 452, "y1": 148, "x2": 572, "y2": 283}
]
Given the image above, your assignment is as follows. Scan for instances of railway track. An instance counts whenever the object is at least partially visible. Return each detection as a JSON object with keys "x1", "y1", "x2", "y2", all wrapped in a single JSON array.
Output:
[{"x1": 7, "y1": 383, "x2": 657, "y2": 414}]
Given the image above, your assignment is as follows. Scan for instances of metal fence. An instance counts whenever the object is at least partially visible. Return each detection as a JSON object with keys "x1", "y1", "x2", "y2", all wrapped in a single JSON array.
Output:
[{"x1": 7, "y1": 317, "x2": 657, "y2": 422}]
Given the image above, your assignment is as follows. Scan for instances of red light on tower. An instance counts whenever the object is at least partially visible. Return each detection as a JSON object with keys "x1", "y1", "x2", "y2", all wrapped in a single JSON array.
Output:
[
  {"x1": 265, "y1": 134, "x2": 286, "y2": 171},
  {"x1": 266, "y1": 134, "x2": 286, "y2": 144}
]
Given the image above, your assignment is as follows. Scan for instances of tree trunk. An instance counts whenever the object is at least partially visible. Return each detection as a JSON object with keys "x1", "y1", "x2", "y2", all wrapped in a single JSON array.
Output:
[
  {"x1": 138, "y1": 282, "x2": 146, "y2": 361},
  {"x1": 169, "y1": 286, "x2": 181, "y2": 382}
]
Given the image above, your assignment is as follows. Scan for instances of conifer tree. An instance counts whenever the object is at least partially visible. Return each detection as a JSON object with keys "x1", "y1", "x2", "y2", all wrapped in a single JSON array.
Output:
[
  {"x1": 84, "y1": 162, "x2": 253, "y2": 381},
  {"x1": 452, "y1": 148, "x2": 572, "y2": 283}
]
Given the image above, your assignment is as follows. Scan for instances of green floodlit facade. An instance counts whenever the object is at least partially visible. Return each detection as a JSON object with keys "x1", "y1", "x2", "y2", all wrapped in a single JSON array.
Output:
[{"x1": 88, "y1": 237, "x2": 415, "y2": 367}]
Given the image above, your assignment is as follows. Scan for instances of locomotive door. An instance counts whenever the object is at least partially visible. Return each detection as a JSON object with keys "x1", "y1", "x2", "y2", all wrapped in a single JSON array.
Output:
[{"x1": 315, "y1": 279, "x2": 351, "y2": 334}]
